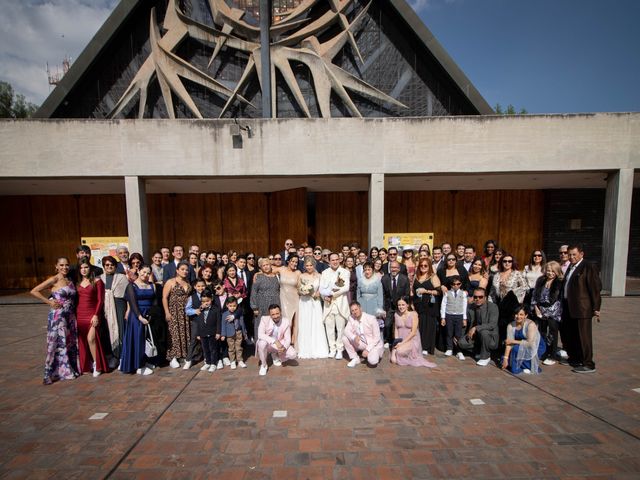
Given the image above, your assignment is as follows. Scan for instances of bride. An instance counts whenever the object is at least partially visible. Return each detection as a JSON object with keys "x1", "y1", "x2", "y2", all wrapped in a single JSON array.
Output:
[{"x1": 296, "y1": 256, "x2": 329, "y2": 359}]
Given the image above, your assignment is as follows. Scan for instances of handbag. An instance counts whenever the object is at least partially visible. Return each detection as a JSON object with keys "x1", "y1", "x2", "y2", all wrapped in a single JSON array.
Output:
[{"x1": 145, "y1": 325, "x2": 158, "y2": 358}]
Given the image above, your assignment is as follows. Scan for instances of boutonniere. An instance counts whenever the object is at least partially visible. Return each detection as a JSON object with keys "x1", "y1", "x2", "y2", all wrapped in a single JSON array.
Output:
[{"x1": 335, "y1": 274, "x2": 345, "y2": 288}]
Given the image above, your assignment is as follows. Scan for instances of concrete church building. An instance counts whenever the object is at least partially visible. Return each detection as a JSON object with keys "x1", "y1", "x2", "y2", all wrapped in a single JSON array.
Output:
[{"x1": 0, "y1": 0, "x2": 638, "y2": 295}]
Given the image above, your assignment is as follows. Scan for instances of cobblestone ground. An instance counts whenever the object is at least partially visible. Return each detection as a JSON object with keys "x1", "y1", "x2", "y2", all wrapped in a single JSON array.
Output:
[{"x1": 1, "y1": 298, "x2": 640, "y2": 479}]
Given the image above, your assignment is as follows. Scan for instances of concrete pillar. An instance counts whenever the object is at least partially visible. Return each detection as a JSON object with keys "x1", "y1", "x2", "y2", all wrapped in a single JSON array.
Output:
[
  {"x1": 601, "y1": 168, "x2": 634, "y2": 296},
  {"x1": 368, "y1": 174, "x2": 385, "y2": 249},
  {"x1": 124, "y1": 176, "x2": 149, "y2": 259}
]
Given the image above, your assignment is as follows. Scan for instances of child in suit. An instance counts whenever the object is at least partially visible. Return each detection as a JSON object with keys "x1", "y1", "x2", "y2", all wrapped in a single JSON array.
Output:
[
  {"x1": 440, "y1": 275, "x2": 468, "y2": 360},
  {"x1": 220, "y1": 296, "x2": 248, "y2": 369},
  {"x1": 194, "y1": 291, "x2": 221, "y2": 372},
  {"x1": 183, "y1": 278, "x2": 206, "y2": 369}
]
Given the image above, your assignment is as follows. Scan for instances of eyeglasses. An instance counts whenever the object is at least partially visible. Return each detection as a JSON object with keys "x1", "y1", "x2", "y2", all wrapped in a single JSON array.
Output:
[
  {"x1": 388, "y1": 253, "x2": 397, "y2": 256},
  {"x1": 285, "y1": 242, "x2": 293, "y2": 246},
  {"x1": 274, "y1": 257, "x2": 282, "y2": 261},
  {"x1": 533, "y1": 254, "x2": 542, "y2": 257},
  {"x1": 473, "y1": 295, "x2": 485, "y2": 299},
  {"x1": 452, "y1": 282, "x2": 462, "y2": 286},
  {"x1": 103, "y1": 263, "x2": 115, "y2": 268},
  {"x1": 559, "y1": 251, "x2": 568, "y2": 255},
  {"x1": 447, "y1": 258, "x2": 456, "y2": 261},
  {"x1": 502, "y1": 260, "x2": 513, "y2": 263}
]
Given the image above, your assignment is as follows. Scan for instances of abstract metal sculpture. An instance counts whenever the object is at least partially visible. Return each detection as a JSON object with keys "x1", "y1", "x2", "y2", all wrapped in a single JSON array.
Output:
[{"x1": 109, "y1": 0, "x2": 407, "y2": 119}]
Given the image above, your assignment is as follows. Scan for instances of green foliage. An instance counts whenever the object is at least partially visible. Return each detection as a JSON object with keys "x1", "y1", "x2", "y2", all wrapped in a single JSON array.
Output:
[
  {"x1": 494, "y1": 103, "x2": 527, "y2": 115},
  {"x1": 0, "y1": 82, "x2": 39, "y2": 118}
]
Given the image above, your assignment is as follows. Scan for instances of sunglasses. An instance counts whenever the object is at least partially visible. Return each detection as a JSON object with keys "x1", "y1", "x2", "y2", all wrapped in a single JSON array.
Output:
[
  {"x1": 533, "y1": 254, "x2": 542, "y2": 257},
  {"x1": 559, "y1": 251, "x2": 568, "y2": 255},
  {"x1": 502, "y1": 259, "x2": 513, "y2": 263},
  {"x1": 103, "y1": 263, "x2": 115, "y2": 267},
  {"x1": 285, "y1": 243, "x2": 293, "y2": 246},
  {"x1": 274, "y1": 257, "x2": 282, "y2": 261},
  {"x1": 447, "y1": 258, "x2": 456, "y2": 261},
  {"x1": 473, "y1": 295, "x2": 485, "y2": 299},
  {"x1": 247, "y1": 256, "x2": 255, "y2": 260},
  {"x1": 452, "y1": 282, "x2": 462, "y2": 286}
]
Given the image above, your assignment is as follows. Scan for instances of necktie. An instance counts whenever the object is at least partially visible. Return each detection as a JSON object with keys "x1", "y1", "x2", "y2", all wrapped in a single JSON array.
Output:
[
  {"x1": 454, "y1": 291, "x2": 457, "y2": 298},
  {"x1": 392, "y1": 276, "x2": 397, "y2": 293}
]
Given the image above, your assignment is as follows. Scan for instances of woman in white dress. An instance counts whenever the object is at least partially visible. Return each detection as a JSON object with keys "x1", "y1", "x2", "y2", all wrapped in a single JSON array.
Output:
[{"x1": 296, "y1": 256, "x2": 329, "y2": 359}]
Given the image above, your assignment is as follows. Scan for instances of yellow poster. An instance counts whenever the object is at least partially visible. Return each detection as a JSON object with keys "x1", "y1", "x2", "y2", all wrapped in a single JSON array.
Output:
[
  {"x1": 382, "y1": 233, "x2": 434, "y2": 254},
  {"x1": 81, "y1": 237, "x2": 129, "y2": 267}
]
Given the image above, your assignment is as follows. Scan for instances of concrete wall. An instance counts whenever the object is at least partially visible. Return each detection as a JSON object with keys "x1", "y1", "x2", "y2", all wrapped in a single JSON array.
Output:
[{"x1": 1, "y1": 113, "x2": 639, "y2": 178}]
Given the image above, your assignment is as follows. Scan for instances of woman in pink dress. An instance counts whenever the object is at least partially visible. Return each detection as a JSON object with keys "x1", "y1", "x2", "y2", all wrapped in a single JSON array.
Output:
[{"x1": 391, "y1": 297, "x2": 436, "y2": 368}]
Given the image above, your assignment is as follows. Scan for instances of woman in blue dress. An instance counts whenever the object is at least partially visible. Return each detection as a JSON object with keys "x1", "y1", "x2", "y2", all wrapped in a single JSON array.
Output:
[
  {"x1": 120, "y1": 264, "x2": 155, "y2": 375},
  {"x1": 30, "y1": 257, "x2": 80, "y2": 385},
  {"x1": 502, "y1": 306, "x2": 546, "y2": 374}
]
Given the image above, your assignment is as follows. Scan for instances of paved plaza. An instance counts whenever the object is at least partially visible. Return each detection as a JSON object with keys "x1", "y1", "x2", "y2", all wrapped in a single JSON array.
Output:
[{"x1": 1, "y1": 297, "x2": 640, "y2": 479}]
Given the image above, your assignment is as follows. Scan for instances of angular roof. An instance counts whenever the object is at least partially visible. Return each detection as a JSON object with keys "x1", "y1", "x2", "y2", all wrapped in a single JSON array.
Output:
[{"x1": 35, "y1": 0, "x2": 493, "y2": 118}]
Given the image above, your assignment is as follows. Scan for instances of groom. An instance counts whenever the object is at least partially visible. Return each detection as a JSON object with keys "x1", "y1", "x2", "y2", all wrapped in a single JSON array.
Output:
[{"x1": 319, "y1": 253, "x2": 351, "y2": 359}]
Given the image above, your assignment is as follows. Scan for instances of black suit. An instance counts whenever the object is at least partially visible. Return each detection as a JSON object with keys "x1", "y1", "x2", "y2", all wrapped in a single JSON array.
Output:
[
  {"x1": 162, "y1": 261, "x2": 197, "y2": 285},
  {"x1": 237, "y1": 268, "x2": 255, "y2": 338},
  {"x1": 381, "y1": 273, "x2": 410, "y2": 343},
  {"x1": 562, "y1": 259, "x2": 602, "y2": 369}
]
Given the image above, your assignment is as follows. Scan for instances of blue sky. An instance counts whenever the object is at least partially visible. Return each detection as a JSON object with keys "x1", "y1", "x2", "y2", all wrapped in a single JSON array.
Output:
[
  {"x1": 413, "y1": 0, "x2": 640, "y2": 113},
  {"x1": 1, "y1": 0, "x2": 639, "y2": 113}
]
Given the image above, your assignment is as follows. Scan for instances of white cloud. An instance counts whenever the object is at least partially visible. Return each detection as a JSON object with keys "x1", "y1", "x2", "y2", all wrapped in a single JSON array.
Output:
[
  {"x1": 408, "y1": 0, "x2": 432, "y2": 12},
  {"x1": 0, "y1": 0, "x2": 118, "y2": 105}
]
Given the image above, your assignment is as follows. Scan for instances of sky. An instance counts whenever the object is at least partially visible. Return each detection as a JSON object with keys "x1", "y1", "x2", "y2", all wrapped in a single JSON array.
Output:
[{"x1": 1, "y1": 0, "x2": 639, "y2": 113}]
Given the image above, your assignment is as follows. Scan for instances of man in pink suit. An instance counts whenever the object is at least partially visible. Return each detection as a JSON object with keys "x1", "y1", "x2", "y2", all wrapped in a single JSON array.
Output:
[
  {"x1": 257, "y1": 304, "x2": 297, "y2": 376},
  {"x1": 342, "y1": 301, "x2": 384, "y2": 368}
]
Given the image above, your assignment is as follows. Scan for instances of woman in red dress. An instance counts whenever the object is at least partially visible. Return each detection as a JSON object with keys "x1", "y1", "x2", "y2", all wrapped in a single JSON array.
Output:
[{"x1": 76, "y1": 258, "x2": 109, "y2": 377}]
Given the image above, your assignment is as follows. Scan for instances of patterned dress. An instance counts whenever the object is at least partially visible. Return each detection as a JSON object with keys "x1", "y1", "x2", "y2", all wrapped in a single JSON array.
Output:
[
  {"x1": 166, "y1": 283, "x2": 191, "y2": 360},
  {"x1": 44, "y1": 283, "x2": 80, "y2": 384}
]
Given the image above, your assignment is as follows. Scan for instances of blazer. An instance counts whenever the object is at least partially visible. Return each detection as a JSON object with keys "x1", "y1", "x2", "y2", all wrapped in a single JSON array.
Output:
[
  {"x1": 220, "y1": 308, "x2": 247, "y2": 338},
  {"x1": 343, "y1": 312, "x2": 383, "y2": 353},
  {"x1": 466, "y1": 302, "x2": 499, "y2": 345},
  {"x1": 258, "y1": 315, "x2": 292, "y2": 348},
  {"x1": 193, "y1": 305, "x2": 221, "y2": 338},
  {"x1": 319, "y1": 266, "x2": 351, "y2": 319},
  {"x1": 381, "y1": 273, "x2": 410, "y2": 312},
  {"x1": 162, "y1": 261, "x2": 197, "y2": 284},
  {"x1": 563, "y1": 260, "x2": 602, "y2": 318}
]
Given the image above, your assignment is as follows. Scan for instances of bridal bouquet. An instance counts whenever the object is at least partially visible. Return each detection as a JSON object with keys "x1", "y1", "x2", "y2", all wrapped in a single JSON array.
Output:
[{"x1": 299, "y1": 279, "x2": 314, "y2": 296}]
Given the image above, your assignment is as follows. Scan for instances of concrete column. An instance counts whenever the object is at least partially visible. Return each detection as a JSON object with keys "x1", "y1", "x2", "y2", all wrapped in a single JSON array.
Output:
[
  {"x1": 601, "y1": 168, "x2": 634, "y2": 296},
  {"x1": 368, "y1": 174, "x2": 385, "y2": 249},
  {"x1": 124, "y1": 176, "x2": 149, "y2": 259}
]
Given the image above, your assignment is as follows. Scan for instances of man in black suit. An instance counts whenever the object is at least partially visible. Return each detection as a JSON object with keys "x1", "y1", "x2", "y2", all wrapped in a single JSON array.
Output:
[
  {"x1": 458, "y1": 287, "x2": 499, "y2": 366},
  {"x1": 381, "y1": 261, "x2": 410, "y2": 346},
  {"x1": 381, "y1": 247, "x2": 407, "y2": 276},
  {"x1": 69, "y1": 245, "x2": 103, "y2": 282},
  {"x1": 432, "y1": 246, "x2": 444, "y2": 272},
  {"x1": 562, "y1": 244, "x2": 602, "y2": 374},
  {"x1": 281, "y1": 239, "x2": 294, "y2": 262},
  {"x1": 162, "y1": 244, "x2": 196, "y2": 283}
]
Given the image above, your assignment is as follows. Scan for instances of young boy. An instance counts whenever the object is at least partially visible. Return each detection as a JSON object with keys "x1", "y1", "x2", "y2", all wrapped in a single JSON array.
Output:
[
  {"x1": 220, "y1": 296, "x2": 248, "y2": 369},
  {"x1": 440, "y1": 275, "x2": 468, "y2": 360},
  {"x1": 194, "y1": 290, "x2": 221, "y2": 372},
  {"x1": 184, "y1": 278, "x2": 206, "y2": 370}
]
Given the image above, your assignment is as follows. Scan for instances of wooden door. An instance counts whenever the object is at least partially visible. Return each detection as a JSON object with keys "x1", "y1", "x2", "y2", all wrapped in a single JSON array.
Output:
[
  {"x1": 0, "y1": 197, "x2": 38, "y2": 288},
  {"x1": 268, "y1": 188, "x2": 308, "y2": 253}
]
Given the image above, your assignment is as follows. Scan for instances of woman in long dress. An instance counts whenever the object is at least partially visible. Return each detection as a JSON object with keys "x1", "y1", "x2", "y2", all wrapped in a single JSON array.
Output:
[
  {"x1": 250, "y1": 257, "x2": 281, "y2": 342},
  {"x1": 357, "y1": 262, "x2": 384, "y2": 335},
  {"x1": 391, "y1": 297, "x2": 436, "y2": 368},
  {"x1": 502, "y1": 307, "x2": 545, "y2": 374},
  {"x1": 121, "y1": 264, "x2": 154, "y2": 375},
  {"x1": 162, "y1": 261, "x2": 192, "y2": 368},
  {"x1": 75, "y1": 258, "x2": 109, "y2": 377},
  {"x1": 31, "y1": 257, "x2": 81, "y2": 385},
  {"x1": 273, "y1": 254, "x2": 301, "y2": 345},
  {"x1": 412, "y1": 258, "x2": 441, "y2": 356},
  {"x1": 296, "y1": 256, "x2": 329, "y2": 359}
]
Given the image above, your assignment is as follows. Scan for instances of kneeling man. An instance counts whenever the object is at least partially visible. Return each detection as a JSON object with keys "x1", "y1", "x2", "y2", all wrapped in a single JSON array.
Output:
[
  {"x1": 342, "y1": 301, "x2": 384, "y2": 368},
  {"x1": 257, "y1": 304, "x2": 297, "y2": 376}
]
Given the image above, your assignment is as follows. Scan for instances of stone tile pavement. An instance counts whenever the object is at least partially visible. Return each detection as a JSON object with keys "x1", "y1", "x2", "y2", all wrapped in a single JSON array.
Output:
[{"x1": 1, "y1": 298, "x2": 640, "y2": 479}]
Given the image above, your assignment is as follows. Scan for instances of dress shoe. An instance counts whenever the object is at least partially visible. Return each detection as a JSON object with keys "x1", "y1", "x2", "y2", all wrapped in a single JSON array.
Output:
[
  {"x1": 183, "y1": 361, "x2": 192, "y2": 370},
  {"x1": 169, "y1": 358, "x2": 180, "y2": 369},
  {"x1": 347, "y1": 358, "x2": 361, "y2": 368},
  {"x1": 572, "y1": 366, "x2": 596, "y2": 374},
  {"x1": 259, "y1": 365, "x2": 268, "y2": 376}
]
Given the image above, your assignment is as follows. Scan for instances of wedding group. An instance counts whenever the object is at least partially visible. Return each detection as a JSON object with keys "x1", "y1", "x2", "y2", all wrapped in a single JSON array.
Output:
[{"x1": 30, "y1": 237, "x2": 601, "y2": 384}]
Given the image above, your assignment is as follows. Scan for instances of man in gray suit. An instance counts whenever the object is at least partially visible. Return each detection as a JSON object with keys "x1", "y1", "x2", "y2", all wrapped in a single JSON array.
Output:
[{"x1": 458, "y1": 287, "x2": 499, "y2": 366}]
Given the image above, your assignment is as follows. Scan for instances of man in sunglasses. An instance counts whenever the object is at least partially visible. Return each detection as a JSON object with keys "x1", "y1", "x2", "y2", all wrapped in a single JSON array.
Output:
[
  {"x1": 381, "y1": 247, "x2": 407, "y2": 276},
  {"x1": 458, "y1": 287, "x2": 499, "y2": 366},
  {"x1": 280, "y1": 239, "x2": 294, "y2": 262},
  {"x1": 312, "y1": 247, "x2": 328, "y2": 273},
  {"x1": 558, "y1": 245, "x2": 570, "y2": 274}
]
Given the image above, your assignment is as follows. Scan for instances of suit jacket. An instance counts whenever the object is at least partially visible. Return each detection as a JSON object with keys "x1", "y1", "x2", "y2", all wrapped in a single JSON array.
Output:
[
  {"x1": 194, "y1": 305, "x2": 221, "y2": 338},
  {"x1": 466, "y1": 302, "x2": 499, "y2": 345},
  {"x1": 381, "y1": 273, "x2": 410, "y2": 312},
  {"x1": 343, "y1": 312, "x2": 383, "y2": 353},
  {"x1": 162, "y1": 261, "x2": 197, "y2": 284},
  {"x1": 319, "y1": 266, "x2": 351, "y2": 319},
  {"x1": 563, "y1": 260, "x2": 602, "y2": 318},
  {"x1": 258, "y1": 315, "x2": 292, "y2": 348},
  {"x1": 220, "y1": 308, "x2": 247, "y2": 338},
  {"x1": 381, "y1": 262, "x2": 407, "y2": 276},
  {"x1": 236, "y1": 268, "x2": 254, "y2": 294}
]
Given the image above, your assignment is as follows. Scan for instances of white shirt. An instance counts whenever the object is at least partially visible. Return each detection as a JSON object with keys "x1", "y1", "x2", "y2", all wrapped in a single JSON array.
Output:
[{"x1": 564, "y1": 259, "x2": 583, "y2": 297}]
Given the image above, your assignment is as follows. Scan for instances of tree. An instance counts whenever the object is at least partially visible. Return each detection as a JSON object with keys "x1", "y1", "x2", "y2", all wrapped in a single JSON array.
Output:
[
  {"x1": 494, "y1": 103, "x2": 527, "y2": 115},
  {"x1": 0, "y1": 82, "x2": 38, "y2": 118}
]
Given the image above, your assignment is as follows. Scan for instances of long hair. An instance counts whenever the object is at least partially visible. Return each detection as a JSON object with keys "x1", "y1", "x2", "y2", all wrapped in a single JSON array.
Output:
[{"x1": 76, "y1": 257, "x2": 96, "y2": 286}]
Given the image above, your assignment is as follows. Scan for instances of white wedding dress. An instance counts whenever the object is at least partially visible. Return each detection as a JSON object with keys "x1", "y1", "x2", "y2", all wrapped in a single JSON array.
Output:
[{"x1": 297, "y1": 275, "x2": 329, "y2": 359}]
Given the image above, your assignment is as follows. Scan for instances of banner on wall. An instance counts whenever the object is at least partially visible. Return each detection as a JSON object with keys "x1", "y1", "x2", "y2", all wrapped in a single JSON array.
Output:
[
  {"x1": 81, "y1": 237, "x2": 129, "y2": 267},
  {"x1": 382, "y1": 233, "x2": 434, "y2": 254}
]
